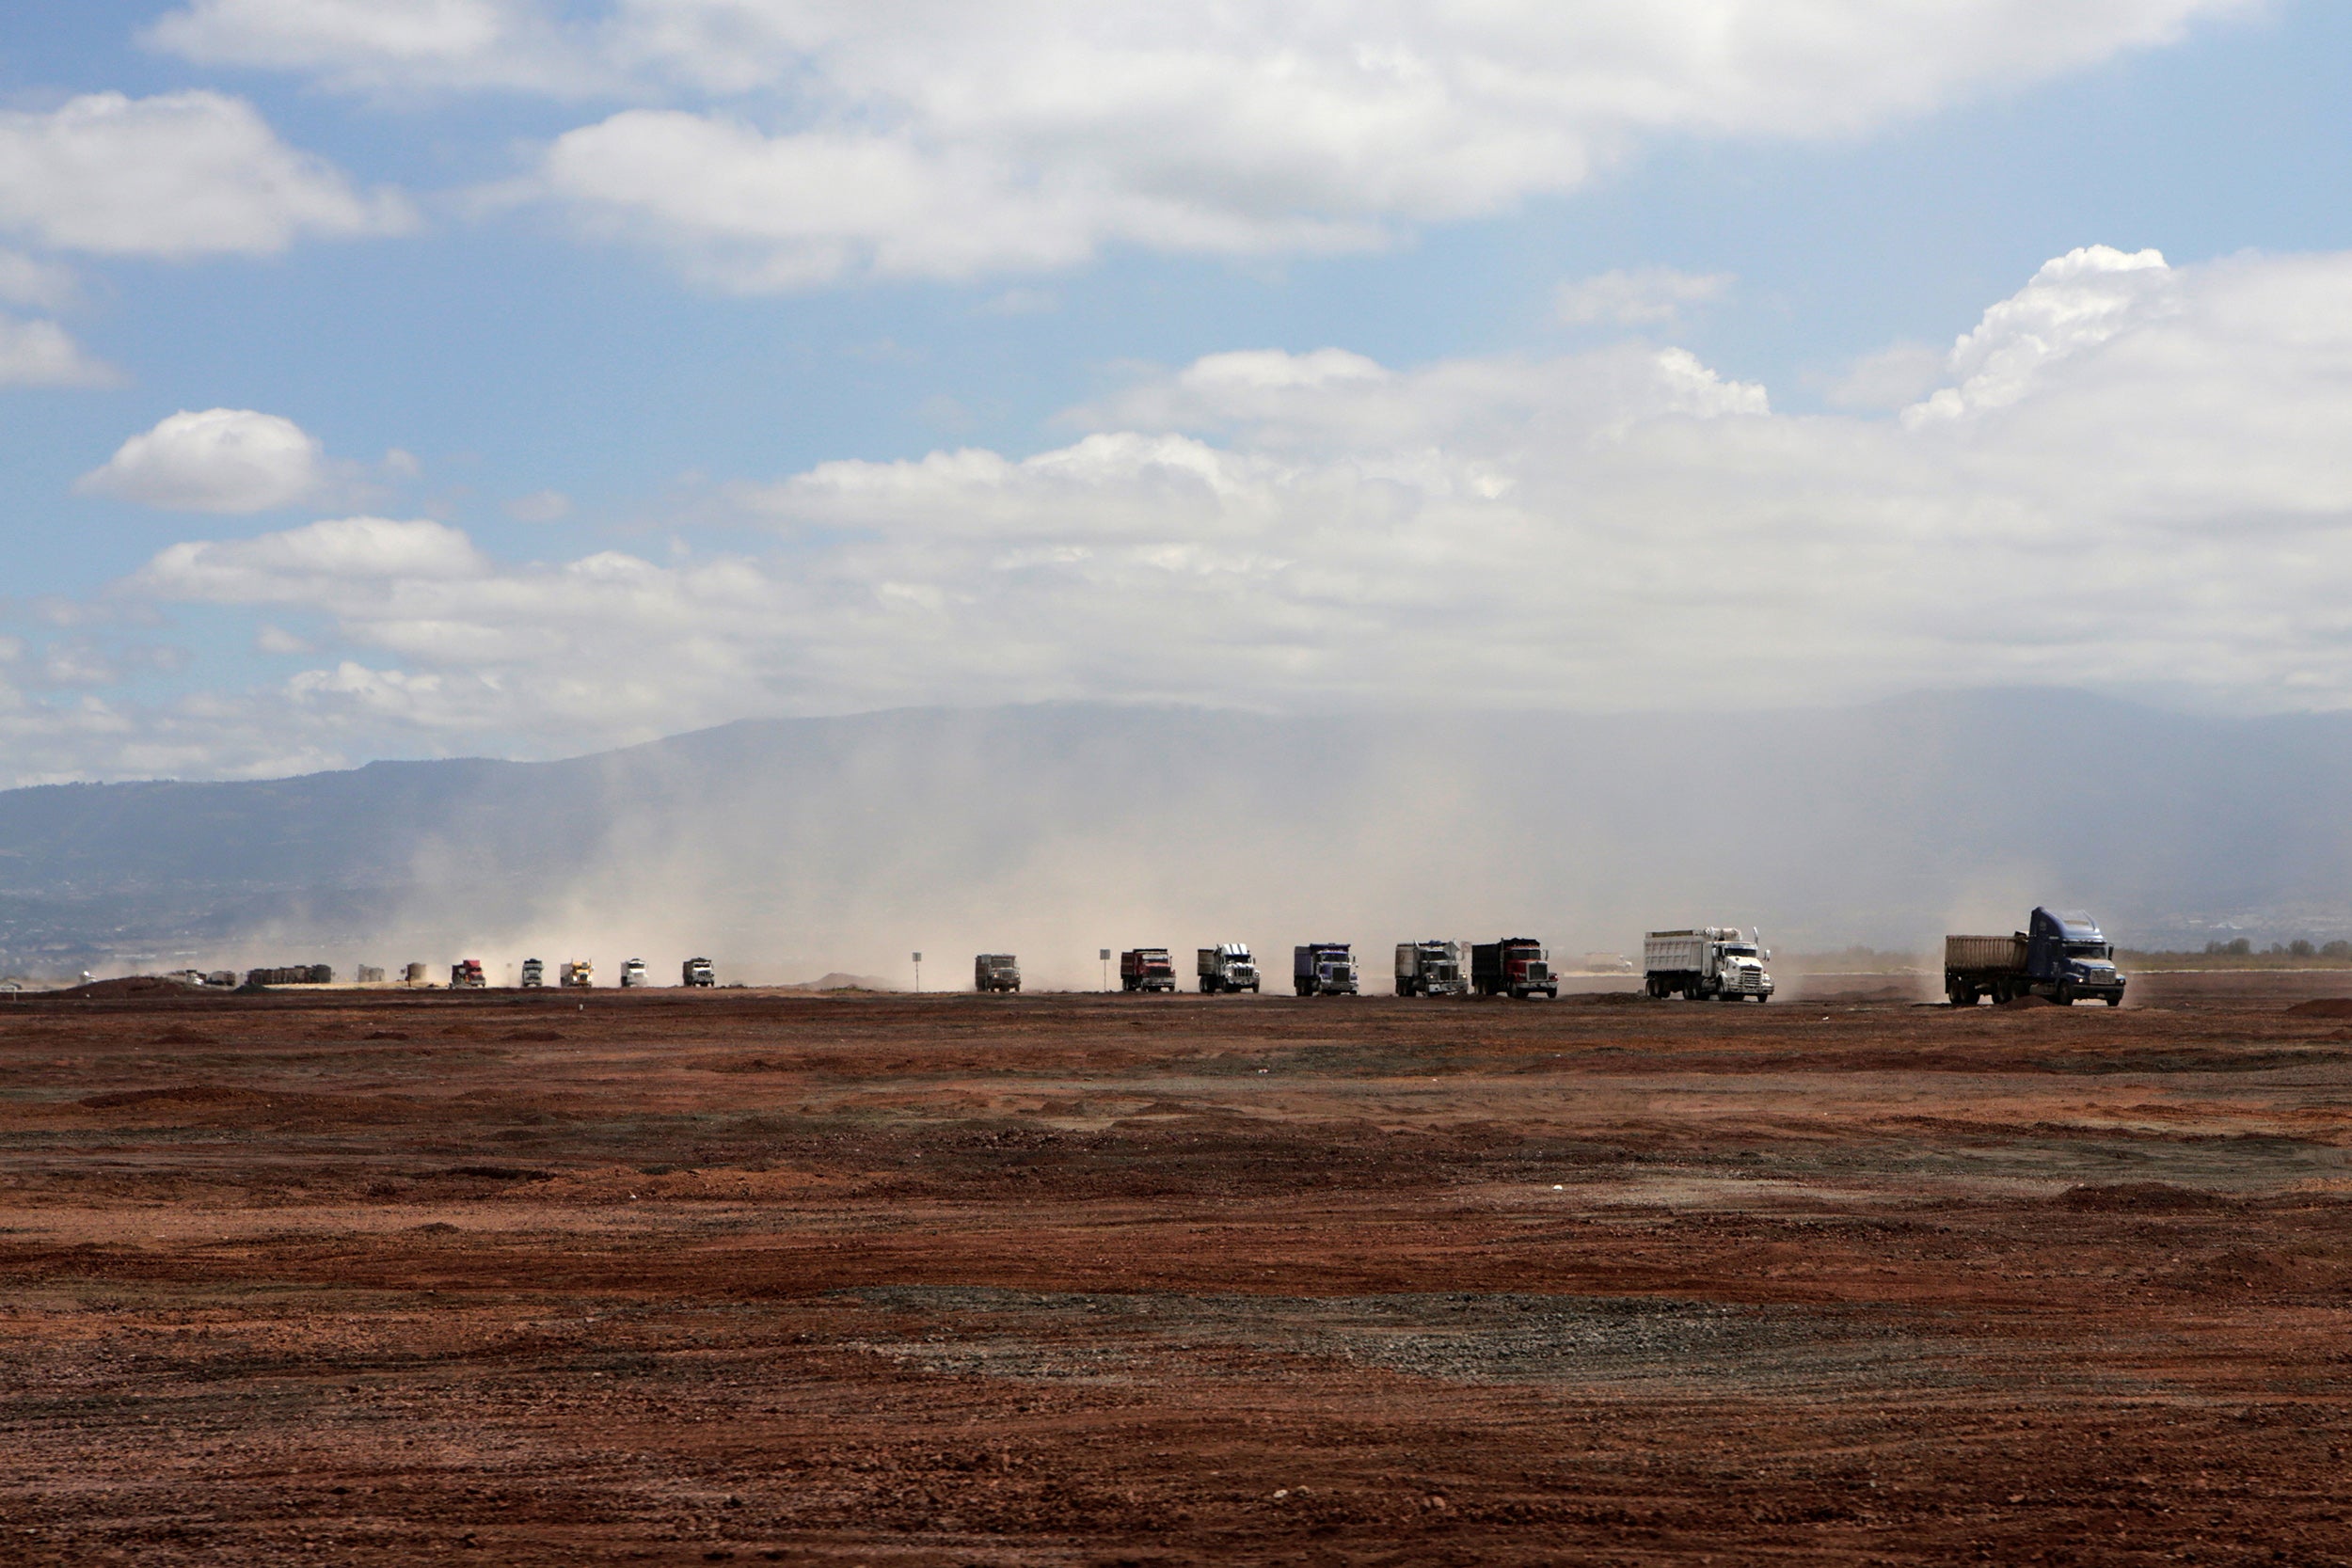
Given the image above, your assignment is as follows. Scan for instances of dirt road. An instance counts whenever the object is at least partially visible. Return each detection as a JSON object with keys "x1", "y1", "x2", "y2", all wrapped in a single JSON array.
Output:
[{"x1": 5, "y1": 978, "x2": 2351, "y2": 1564}]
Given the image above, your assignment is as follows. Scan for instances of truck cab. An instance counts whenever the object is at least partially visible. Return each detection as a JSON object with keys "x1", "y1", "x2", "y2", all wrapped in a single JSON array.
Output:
[
  {"x1": 519, "y1": 958, "x2": 545, "y2": 988},
  {"x1": 1197, "y1": 943, "x2": 1259, "y2": 993},
  {"x1": 2028, "y1": 908, "x2": 2126, "y2": 1006},
  {"x1": 1473, "y1": 939, "x2": 1557, "y2": 999},
  {"x1": 1395, "y1": 940, "x2": 1467, "y2": 997},
  {"x1": 1713, "y1": 939, "x2": 1772, "y2": 1001},
  {"x1": 451, "y1": 958, "x2": 486, "y2": 989},
  {"x1": 1294, "y1": 942, "x2": 1358, "y2": 996}
]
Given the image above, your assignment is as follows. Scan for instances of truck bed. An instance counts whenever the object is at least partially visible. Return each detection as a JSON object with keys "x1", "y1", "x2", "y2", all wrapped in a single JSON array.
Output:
[{"x1": 1944, "y1": 935, "x2": 2026, "y2": 974}]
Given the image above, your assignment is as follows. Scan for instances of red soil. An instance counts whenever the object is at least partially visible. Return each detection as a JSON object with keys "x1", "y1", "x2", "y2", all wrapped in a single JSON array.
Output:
[{"x1": 5, "y1": 980, "x2": 2352, "y2": 1563}]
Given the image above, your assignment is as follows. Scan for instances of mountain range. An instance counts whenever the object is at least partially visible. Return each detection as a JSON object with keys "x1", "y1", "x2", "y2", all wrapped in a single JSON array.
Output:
[{"x1": 2, "y1": 689, "x2": 2344, "y2": 985}]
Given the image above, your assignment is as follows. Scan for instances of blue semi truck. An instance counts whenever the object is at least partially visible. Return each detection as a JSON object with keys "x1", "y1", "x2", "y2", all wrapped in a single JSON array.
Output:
[{"x1": 1945, "y1": 908, "x2": 2126, "y2": 1006}]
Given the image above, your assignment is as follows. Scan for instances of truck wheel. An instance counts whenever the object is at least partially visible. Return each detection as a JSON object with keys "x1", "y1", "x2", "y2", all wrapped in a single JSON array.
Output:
[{"x1": 2104, "y1": 995, "x2": 2121, "y2": 1007}]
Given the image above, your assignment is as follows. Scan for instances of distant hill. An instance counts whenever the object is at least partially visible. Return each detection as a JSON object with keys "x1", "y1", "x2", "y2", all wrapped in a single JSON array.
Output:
[{"x1": 3, "y1": 690, "x2": 2348, "y2": 984}]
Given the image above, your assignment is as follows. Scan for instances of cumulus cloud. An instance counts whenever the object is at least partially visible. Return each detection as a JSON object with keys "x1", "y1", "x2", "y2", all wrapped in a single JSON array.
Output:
[
  {"x1": 0, "y1": 92, "x2": 412, "y2": 259},
  {"x1": 23, "y1": 244, "x2": 2348, "y2": 779},
  {"x1": 1906, "y1": 245, "x2": 2178, "y2": 423},
  {"x1": 146, "y1": 0, "x2": 2258, "y2": 284},
  {"x1": 77, "y1": 409, "x2": 328, "y2": 513},
  {"x1": 1556, "y1": 267, "x2": 1734, "y2": 327},
  {"x1": 0, "y1": 314, "x2": 119, "y2": 388}
]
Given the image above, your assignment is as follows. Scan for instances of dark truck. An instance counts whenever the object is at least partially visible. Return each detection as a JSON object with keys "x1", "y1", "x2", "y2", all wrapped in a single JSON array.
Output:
[
  {"x1": 1946, "y1": 908, "x2": 2126, "y2": 1006},
  {"x1": 974, "y1": 954, "x2": 1021, "y2": 992},
  {"x1": 1293, "y1": 942, "x2": 1358, "y2": 996},
  {"x1": 1120, "y1": 947, "x2": 1177, "y2": 992},
  {"x1": 1471, "y1": 938, "x2": 1556, "y2": 999}
]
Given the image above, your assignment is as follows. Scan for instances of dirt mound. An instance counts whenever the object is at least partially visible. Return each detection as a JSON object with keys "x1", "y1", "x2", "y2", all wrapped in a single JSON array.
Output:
[
  {"x1": 1997, "y1": 993, "x2": 2058, "y2": 1008},
  {"x1": 784, "y1": 972, "x2": 897, "y2": 992},
  {"x1": 2054, "y1": 1181, "x2": 2230, "y2": 1212},
  {"x1": 1568, "y1": 990, "x2": 1650, "y2": 1006},
  {"x1": 45, "y1": 975, "x2": 219, "y2": 1001},
  {"x1": 2285, "y1": 997, "x2": 2352, "y2": 1018}
]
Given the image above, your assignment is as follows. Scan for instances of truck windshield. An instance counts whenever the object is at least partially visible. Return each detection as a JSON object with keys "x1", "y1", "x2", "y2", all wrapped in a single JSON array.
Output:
[
  {"x1": 2064, "y1": 942, "x2": 2110, "y2": 958},
  {"x1": 1724, "y1": 944, "x2": 1756, "y2": 957}
]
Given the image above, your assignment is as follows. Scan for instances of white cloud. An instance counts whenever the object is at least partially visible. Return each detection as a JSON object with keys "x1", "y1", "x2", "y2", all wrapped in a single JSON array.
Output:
[
  {"x1": 0, "y1": 314, "x2": 119, "y2": 388},
  {"x1": 30, "y1": 243, "x2": 2352, "y2": 779},
  {"x1": 1556, "y1": 267, "x2": 1734, "y2": 327},
  {"x1": 77, "y1": 409, "x2": 328, "y2": 513},
  {"x1": 144, "y1": 0, "x2": 596, "y2": 95},
  {"x1": 1906, "y1": 245, "x2": 2177, "y2": 423},
  {"x1": 133, "y1": 517, "x2": 489, "y2": 603},
  {"x1": 146, "y1": 0, "x2": 2258, "y2": 285},
  {"x1": 0, "y1": 92, "x2": 412, "y2": 259}
]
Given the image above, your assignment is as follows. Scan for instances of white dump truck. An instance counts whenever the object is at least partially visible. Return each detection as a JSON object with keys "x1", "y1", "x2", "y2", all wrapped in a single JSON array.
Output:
[
  {"x1": 1393, "y1": 940, "x2": 1468, "y2": 997},
  {"x1": 1644, "y1": 927, "x2": 1772, "y2": 1002},
  {"x1": 1197, "y1": 943, "x2": 1260, "y2": 993},
  {"x1": 620, "y1": 958, "x2": 648, "y2": 989}
]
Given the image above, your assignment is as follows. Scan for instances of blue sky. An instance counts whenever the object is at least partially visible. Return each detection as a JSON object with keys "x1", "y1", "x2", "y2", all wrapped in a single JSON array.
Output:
[{"x1": 3, "y1": 1, "x2": 2351, "y2": 781}]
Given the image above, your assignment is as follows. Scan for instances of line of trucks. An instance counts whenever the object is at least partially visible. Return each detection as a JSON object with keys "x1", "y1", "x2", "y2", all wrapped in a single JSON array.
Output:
[
  {"x1": 962, "y1": 909, "x2": 2126, "y2": 1006},
  {"x1": 185, "y1": 907, "x2": 2126, "y2": 1006}
]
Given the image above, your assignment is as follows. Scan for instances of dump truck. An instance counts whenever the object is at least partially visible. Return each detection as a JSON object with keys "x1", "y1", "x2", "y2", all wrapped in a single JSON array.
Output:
[
  {"x1": 1294, "y1": 942, "x2": 1359, "y2": 996},
  {"x1": 620, "y1": 958, "x2": 647, "y2": 989},
  {"x1": 246, "y1": 964, "x2": 332, "y2": 986},
  {"x1": 1471, "y1": 939, "x2": 1556, "y2": 999},
  {"x1": 450, "y1": 958, "x2": 486, "y2": 989},
  {"x1": 560, "y1": 960, "x2": 594, "y2": 989},
  {"x1": 520, "y1": 958, "x2": 545, "y2": 988},
  {"x1": 681, "y1": 958, "x2": 716, "y2": 988},
  {"x1": 1394, "y1": 940, "x2": 1468, "y2": 997},
  {"x1": 1197, "y1": 943, "x2": 1260, "y2": 993},
  {"x1": 1120, "y1": 948, "x2": 1178, "y2": 992},
  {"x1": 1644, "y1": 927, "x2": 1772, "y2": 1002},
  {"x1": 1946, "y1": 908, "x2": 2126, "y2": 1006},
  {"x1": 974, "y1": 954, "x2": 1021, "y2": 992}
]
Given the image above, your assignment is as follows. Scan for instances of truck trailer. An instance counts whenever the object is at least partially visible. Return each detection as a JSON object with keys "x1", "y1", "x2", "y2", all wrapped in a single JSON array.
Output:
[
  {"x1": 1294, "y1": 942, "x2": 1359, "y2": 996},
  {"x1": 245, "y1": 964, "x2": 333, "y2": 987},
  {"x1": 1471, "y1": 939, "x2": 1556, "y2": 999},
  {"x1": 681, "y1": 958, "x2": 716, "y2": 988},
  {"x1": 974, "y1": 954, "x2": 1021, "y2": 992},
  {"x1": 1120, "y1": 948, "x2": 1178, "y2": 992},
  {"x1": 1394, "y1": 940, "x2": 1468, "y2": 997},
  {"x1": 1946, "y1": 908, "x2": 2126, "y2": 1006},
  {"x1": 1197, "y1": 943, "x2": 1260, "y2": 993},
  {"x1": 1644, "y1": 927, "x2": 1772, "y2": 1002}
]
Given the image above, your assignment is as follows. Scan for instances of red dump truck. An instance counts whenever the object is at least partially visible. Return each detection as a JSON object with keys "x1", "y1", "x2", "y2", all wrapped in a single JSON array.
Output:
[{"x1": 1120, "y1": 948, "x2": 1178, "y2": 992}]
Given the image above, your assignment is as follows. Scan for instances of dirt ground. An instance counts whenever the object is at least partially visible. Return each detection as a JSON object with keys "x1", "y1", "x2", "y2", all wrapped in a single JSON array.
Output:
[{"x1": 6, "y1": 974, "x2": 2352, "y2": 1565}]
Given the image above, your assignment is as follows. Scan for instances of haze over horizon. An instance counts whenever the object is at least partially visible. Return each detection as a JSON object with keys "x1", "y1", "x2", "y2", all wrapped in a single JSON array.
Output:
[{"x1": 1, "y1": 3, "x2": 2350, "y2": 787}]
